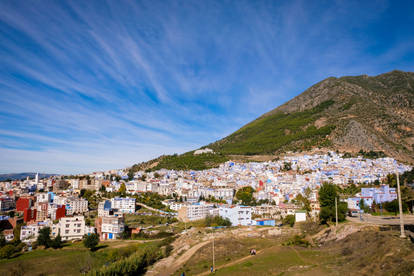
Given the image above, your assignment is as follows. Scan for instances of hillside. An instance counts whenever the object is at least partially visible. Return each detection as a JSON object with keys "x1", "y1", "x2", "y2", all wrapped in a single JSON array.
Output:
[
  {"x1": 208, "y1": 70, "x2": 414, "y2": 163},
  {"x1": 130, "y1": 70, "x2": 414, "y2": 172},
  {"x1": 0, "y1": 173, "x2": 57, "y2": 181}
]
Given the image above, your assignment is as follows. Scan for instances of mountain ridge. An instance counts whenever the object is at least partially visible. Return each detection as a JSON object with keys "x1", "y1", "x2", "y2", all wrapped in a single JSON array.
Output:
[{"x1": 131, "y1": 70, "x2": 414, "y2": 172}]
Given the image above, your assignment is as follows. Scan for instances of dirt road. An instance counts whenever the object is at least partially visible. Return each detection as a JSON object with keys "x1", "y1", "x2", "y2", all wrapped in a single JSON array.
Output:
[{"x1": 146, "y1": 240, "x2": 211, "y2": 276}]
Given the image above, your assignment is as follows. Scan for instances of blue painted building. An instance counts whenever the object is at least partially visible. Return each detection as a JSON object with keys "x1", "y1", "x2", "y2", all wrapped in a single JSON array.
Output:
[{"x1": 254, "y1": 219, "x2": 275, "y2": 226}]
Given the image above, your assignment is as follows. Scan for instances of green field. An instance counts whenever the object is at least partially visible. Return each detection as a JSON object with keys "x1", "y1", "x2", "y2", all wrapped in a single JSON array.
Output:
[{"x1": 0, "y1": 240, "x2": 159, "y2": 276}]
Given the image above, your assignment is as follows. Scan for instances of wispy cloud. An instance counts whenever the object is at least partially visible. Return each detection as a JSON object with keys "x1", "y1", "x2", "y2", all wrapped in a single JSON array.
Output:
[{"x1": 1, "y1": 0, "x2": 413, "y2": 173}]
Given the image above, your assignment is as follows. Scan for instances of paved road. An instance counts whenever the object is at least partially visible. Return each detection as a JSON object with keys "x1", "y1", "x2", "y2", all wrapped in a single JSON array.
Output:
[{"x1": 348, "y1": 214, "x2": 414, "y2": 225}]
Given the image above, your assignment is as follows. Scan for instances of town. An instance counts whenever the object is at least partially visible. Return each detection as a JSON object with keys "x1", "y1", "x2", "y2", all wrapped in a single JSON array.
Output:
[{"x1": 0, "y1": 151, "x2": 412, "y2": 246}]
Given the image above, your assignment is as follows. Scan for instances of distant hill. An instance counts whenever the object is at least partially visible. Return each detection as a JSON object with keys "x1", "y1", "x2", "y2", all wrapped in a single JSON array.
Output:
[
  {"x1": 131, "y1": 70, "x2": 414, "y2": 172},
  {"x1": 208, "y1": 70, "x2": 414, "y2": 163},
  {"x1": 0, "y1": 173, "x2": 57, "y2": 181}
]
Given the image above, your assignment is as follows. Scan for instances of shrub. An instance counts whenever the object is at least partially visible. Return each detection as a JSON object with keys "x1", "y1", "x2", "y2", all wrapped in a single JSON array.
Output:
[
  {"x1": 283, "y1": 215, "x2": 295, "y2": 227},
  {"x1": 0, "y1": 244, "x2": 16, "y2": 259},
  {"x1": 283, "y1": 235, "x2": 310, "y2": 247},
  {"x1": 84, "y1": 234, "x2": 99, "y2": 251},
  {"x1": 203, "y1": 215, "x2": 231, "y2": 227}
]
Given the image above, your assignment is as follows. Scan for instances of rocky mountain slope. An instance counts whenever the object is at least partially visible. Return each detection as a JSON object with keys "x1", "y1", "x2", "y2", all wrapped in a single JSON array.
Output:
[
  {"x1": 131, "y1": 70, "x2": 414, "y2": 172},
  {"x1": 208, "y1": 70, "x2": 414, "y2": 164}
]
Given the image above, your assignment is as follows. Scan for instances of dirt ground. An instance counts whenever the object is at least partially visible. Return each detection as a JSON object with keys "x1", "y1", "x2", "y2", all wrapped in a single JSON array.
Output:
[{"x1": 147, "y1": 223, "x2": 414, "y2": 276}]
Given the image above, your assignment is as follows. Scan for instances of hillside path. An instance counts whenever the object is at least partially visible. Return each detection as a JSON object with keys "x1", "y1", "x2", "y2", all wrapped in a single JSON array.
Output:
[
  {"x1": 146, "y1": 240, "x2": 211, "y2": 276},
  {"x1": 196, "y1": 248, "x2": 265, "y2": 276}
]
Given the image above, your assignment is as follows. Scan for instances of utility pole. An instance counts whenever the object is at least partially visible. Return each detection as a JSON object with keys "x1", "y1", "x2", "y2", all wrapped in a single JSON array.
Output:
[
  {"x1": 212, "y1": 232, "x2": 215, "y2": 272},
  {"x1": 396, "y1": 170, "x2": 406, "y2": 238},
  {"x1": 335, "y1": 197, "x2": 338, "y2": 228}
]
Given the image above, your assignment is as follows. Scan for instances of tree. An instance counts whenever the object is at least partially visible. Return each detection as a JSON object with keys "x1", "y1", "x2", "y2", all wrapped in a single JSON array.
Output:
[
  {"x1": 50, "y1": 233, "x2": 63, "y2": 249},
  {"x1": 119, "y1": 183, "x2": 127, "y2": 195},
  {"x1": 295, "y1": 193, "x2": 311, "y2": 215},
  {"x1": 359, "y1": 198, "x2": 369, "y2": 213},
  {"x1": 0, "y1": 234, "x2": 6, "y2": 248},
  {"x1": 318, "y1": 183, "x2": 337, "y2": 208},
  {"x1": 83, "y1": 234, "x2": 99, "y2": 251},
  {"x1": 318, "y1": 183, "x2": 347, "y2": 224},
  {"x1": 37, "y1": 227, "x2": 52, "y2": 248},
  {"x1": 127, "y1": 170, "x2": 134, "y2": 181},
  {"x1": 0, "y1": 244, "x2": 15, "y2": 259},
  {"x1": 282, "y1": 162, "x2": 292, "y2": 171},
  {"x1": 383, "y1": 199, "x2": 407, "y2": 215},
  {"x1": 283, "y1": 215, "x2": 295, "y2": 227},
  {"x1": 235, "y1": 186, "x2": 256, "y2": 206}
]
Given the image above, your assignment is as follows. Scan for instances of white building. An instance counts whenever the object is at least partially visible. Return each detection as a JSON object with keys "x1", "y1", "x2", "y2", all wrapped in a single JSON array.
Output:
[
  {"x1": 36, "y1": 193, "x2": 50, "y2": 203},
  {"x1": 67, "y1": 198, "x2": 88, "y2": 215},
  {"x1": 177, "y1": 203, "x2": 210, "y2": 222},
  {"x1": 0, "y1": 197, "x2": 15, "y2": 211},
  {"x1": 110, "y1": 197, "x2": 135, "y2": 213},
  {"x1": 194, "y1": 148, "x2": 214, "y2": 155},
  {"x1": 98, "y1": 216, "x2": 124, "y2": 240},
  {"x1": 295, "y1": 210, "x2": 307, "y2": 222},
  {"x1": 20, "y1": 222, "x2": 48, "y2": 243},
  {"x1": 219, "y1": 205, "x2": 252, "y2": 226},
  {"x1": 58, "y1": 216, "x2": 86, "y2": 241},
  {"x1": 163, "y1": 201, "x2": 185, "y2": 211}
]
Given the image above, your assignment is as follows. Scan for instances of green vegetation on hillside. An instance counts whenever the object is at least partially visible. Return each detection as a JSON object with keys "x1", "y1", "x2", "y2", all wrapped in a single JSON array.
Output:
[
  {"x1": 89, "y1": 237, "x2": 175, "y2": 275},
  {"x1": 150, "y1": 152, "x2": 229, "y2": 171},
  {"x1": 210, "y1": 100, "x2": 336, "y2": 155}
]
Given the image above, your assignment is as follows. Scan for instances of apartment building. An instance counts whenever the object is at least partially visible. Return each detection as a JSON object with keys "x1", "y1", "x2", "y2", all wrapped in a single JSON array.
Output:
[
  {"x1": 110, "y1": 197, "x2": 135, "y2": 213},
  {"x1": 0, "y1": 196, "x2": 15, "y2": 211},
  {"x1": 95, "y1": 216, "x2": 124, "y2": 240},
  {"x1": 177, "y1": 203, "x2": 210, "y2": 222},
  {"x1": 36, "y1": 193, "x2": 50, "y2": 203},
  {"x1": 35, "y1": 202, "x2": 48, "y2": 221},
  {"x1": 66, "y1": 197, "x2": 88, "y2": 215},
  {"x1": 219, "y1": 205, "x2": 252, "y2": 226},
  {"x1": 98, "y1": 200, "x2": 112, "y2": 217},
  {"x1": 58, "y1": 216, "x2": 85, "y2": 241},
  {"x1": 20, "y1": 222, "x2": 48, "y2": 243}
]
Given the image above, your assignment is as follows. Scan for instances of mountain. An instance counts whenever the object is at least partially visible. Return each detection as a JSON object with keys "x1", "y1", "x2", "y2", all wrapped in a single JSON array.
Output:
[
  {"x1": 207, "y1": 70, "x2": 414, "y2": 163},
  {"x1": 0, "y1": 173, "x2": 57, "y2": 181},
  {"x1": 131, "y1": 70, "x2": 414, "y2": 172}
]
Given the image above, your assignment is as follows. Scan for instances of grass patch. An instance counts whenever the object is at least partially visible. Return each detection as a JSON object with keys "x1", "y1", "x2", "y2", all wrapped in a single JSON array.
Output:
[{"x1": 0, "y1": 240, "x2": 161, "y2": 276}]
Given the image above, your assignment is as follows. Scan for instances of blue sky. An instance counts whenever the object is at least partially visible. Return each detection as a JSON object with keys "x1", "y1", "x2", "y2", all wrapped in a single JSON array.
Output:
[{"x1": 1, "y1": 0, "x2": 414, "y2": 174}]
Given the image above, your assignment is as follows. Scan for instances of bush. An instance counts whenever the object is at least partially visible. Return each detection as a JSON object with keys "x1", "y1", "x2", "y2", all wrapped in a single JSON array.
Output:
[
  {"x1": 203, "y1": 215, "x2": 231, "y2": 227},
  {"x1": 132, "y1": 231, "x2": 174, "y2": 240},
  {"x1": 283, "y1": 235, "x2": 310, "y2": 247},
  {"x1": 88, "y1": 244, "x2": 163, "y2": 275},
  {"x1": 50, "y1": 234, "x2": 63, "y2": 249},
  {"x1": 84, "y1": 234, "x2": 99, "y2": 251},
  {"x1": 300, "y1": 221, "x2": 323, "y2": 235},
  {"x1": 283, "y1": 215, "x2": 295, "y2": 227},
  {"x1": 0, "y1": 244, "x2": 16, "y2": 259}
]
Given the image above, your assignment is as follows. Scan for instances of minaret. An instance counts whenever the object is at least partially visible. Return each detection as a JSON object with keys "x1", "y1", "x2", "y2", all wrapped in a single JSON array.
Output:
[{"x1": 35, "y1": 173, "x2": 39, "y2": 185}]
